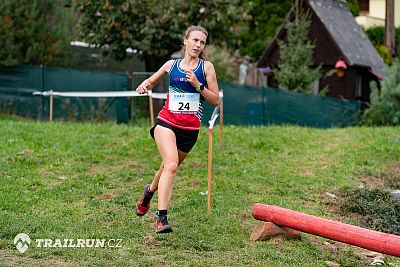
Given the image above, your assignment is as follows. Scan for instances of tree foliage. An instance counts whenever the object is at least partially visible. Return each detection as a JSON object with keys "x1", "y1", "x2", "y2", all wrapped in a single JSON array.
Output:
[
  {"x1": 274, "y1": 17, "x2": 321, "y2": 93},
  {"x1": 362, "y1": 60, "x2": 400, "y2": 126},
  {"x1": 236, "y1": 0, "x2": 292, "y2": 59},
  {"x1": 207, "y1": 45, "x2": 236, "y2": 82},
  {"x1": 0, "y1": 0, "x2": 77, "y2": 67},
  {"x1": 346, "y1": 0, "x2": 359, "y2": 16},
  {"x1": 79, "y1": 0, "x2": 242, "y2": 71},
  {"x1": 364, "y1": 26, "x2": 400, "y2": 65}
]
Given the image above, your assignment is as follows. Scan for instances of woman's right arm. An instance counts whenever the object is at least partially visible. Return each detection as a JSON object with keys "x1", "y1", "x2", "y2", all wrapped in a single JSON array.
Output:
[{"x1": 136, "y1": 60, "x2": 174, "y2": 94}]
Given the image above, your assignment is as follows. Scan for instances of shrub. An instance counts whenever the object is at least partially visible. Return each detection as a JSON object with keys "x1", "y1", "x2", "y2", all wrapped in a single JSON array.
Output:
[
  {"x1": 361, "y1": 60, "x2": 400, "y2": 125},
  {"x1": 340, "y1": 188, "x2": 400, "y2": 235}
]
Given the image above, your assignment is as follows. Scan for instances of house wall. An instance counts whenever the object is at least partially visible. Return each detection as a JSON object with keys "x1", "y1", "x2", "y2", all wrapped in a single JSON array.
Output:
[
  {"x1": 320, "y1": 67, "x2": 355, "y2": 100},
  {"x1": 356, "y1": 0, "x2": 400, "y2": 28},
  {"x1": 319, "y1": 67, "x2": 378, "y2": 102}
]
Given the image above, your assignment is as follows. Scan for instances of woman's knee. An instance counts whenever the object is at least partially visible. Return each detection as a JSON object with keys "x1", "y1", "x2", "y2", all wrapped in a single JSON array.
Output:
[{"x1": 163, "y1": 161, "x2": 179, "y2": 175}]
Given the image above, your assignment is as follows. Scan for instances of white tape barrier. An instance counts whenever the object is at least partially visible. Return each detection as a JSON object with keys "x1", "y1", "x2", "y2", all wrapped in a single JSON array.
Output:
[
  {"x1": 33, "y1": 90, "x2": 224, "y2": 100},
  {"x1": 33, "y1": 90, "x2": 223, "y2": 128},
  {"x1": 33, "y1": 90, "x2": 167, "y2": 99}
]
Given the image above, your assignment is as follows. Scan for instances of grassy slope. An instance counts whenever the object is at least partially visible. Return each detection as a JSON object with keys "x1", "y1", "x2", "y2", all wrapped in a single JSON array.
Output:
[{"x1": 0, "y1": 119, "x2": 399, "y2": 266}]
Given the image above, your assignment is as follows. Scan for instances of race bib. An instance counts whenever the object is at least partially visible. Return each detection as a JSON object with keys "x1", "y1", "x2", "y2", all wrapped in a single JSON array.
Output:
[{"x1": 168, "y1": 93, "x2": 200, "y2": 114}]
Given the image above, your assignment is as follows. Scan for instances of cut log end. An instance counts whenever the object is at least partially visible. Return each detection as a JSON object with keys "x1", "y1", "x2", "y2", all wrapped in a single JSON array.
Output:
[{"x1": 251, "y1": 222, "x2": 301, "y2": 241}]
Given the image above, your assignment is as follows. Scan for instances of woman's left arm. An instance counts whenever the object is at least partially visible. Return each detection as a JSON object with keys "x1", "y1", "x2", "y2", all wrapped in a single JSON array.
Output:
[{"x1": 202, "y1": 61, "x2": 220, "y2": 107}]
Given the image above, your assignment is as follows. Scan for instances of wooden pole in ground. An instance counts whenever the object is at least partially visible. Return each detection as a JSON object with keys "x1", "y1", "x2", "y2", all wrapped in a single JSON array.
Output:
[
  {"x1": 49, "y1": 93, "x2": 53, "y2": 124},
  {"x1": 219, "y1": 99, "x2": 223, "y2": 151},
  {"x1": 207, "y1": 127, "x2": 213, "y2": 213},
  {"x1": 252, "y1": 203, "x2": 400, "y2": 257},
  {"x1": 148, "y1": 91, "x2": 154, "y2": 126}
]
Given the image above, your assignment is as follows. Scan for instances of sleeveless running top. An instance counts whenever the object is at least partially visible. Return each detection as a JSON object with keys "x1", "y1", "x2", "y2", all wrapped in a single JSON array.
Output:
[{"x1": 157, "y1": 59, "x2": 207, "y2": 130}]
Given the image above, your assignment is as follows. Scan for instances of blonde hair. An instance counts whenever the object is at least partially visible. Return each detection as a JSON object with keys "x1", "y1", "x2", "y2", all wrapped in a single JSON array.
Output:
[{"x1": 182, "y1": 25, "x2": 208, "y2": 60}]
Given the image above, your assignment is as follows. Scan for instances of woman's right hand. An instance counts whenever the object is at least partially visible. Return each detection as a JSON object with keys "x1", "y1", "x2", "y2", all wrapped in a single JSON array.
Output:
[{"x1": 136, "y1": 79, "x2": 150, "y2": 94}]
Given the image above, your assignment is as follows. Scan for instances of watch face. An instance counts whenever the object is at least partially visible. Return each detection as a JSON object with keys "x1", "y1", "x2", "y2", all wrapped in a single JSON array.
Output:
[{"x1": 200, "y1": 85, "x2": 205, "y2": 91}]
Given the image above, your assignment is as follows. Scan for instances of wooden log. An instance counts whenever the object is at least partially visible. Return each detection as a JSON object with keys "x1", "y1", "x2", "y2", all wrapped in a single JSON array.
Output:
[
  {"x1": 251, "y1": 222, "x2": 301, "y2": 241},
  {"x1": 252, "y1": 203, "x2": 400, "y2": 257}
]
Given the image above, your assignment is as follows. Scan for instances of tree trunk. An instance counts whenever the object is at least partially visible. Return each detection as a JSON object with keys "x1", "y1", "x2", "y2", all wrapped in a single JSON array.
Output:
[{"x1": 384, "y1": 0, "x2": 396, "y2": 57}]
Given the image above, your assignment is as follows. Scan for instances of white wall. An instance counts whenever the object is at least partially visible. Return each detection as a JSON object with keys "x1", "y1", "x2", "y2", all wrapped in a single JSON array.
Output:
[{"x1": 356, "y1": 0, "x2": 400, "y2": 28}]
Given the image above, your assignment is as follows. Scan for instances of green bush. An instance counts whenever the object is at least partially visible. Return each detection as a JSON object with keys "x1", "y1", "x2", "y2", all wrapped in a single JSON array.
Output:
[
  {"x1": 364, "y1": 26, "x2": 400, "y2": 64},
  {"x1": 361, "y1": 59, "x2": 400, "y2": 125},
  {"x1": 340, "y1": 188, "x2": 400, "y2": 235},
  {"x1": 207, "y1": 45, "x2": 236, "y2": 83},
  {"x1": 346, "y1": 0, "x2": 360, "y2": 16}
]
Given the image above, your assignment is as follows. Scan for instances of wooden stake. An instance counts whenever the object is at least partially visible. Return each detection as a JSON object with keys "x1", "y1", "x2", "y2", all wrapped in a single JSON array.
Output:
[
  {"x1": 49, "y1": 94, "x2": 53, "y2": 124},
  {"x1": 148, "y1": 92, "x2": 154, "y2": 126},
  {"x1": 207, "y1": 127, "x2": 213, "y2": 213},
  {"x1": 219, "y1": 99, "x2": 223, "y2": 151}
]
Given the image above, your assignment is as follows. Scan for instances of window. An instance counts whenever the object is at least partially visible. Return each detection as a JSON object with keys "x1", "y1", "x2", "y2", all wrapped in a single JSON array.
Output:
[
  {"x1": 359, "y1": 0, "x2": 369, "y2": 14},
  {"x1": 355, "y1": 75, "x2": 363, "y2": 98}
]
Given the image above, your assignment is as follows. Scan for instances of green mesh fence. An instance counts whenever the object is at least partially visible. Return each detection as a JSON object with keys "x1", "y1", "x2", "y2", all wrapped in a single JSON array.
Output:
[
  {"x1": 0, "y1": 65, "x2": 128, "y2": 123},
  {"x1": 0, "y1": 66, "x2": 361, "y2": 127},
  {"x1": 212, "y1": 82, "x2": 362, "y2": 128}
]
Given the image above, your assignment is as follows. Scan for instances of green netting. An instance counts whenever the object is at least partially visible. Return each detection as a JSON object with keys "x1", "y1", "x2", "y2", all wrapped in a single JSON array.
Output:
[
  {"x1": 216, "y1": 82, "x2": 361, "y2": 128},
  {"x1": 0, "y1": 66, "x2": 43, "y2": 118},
  {"x1": 0, "y1": 65, "x2": 128, "y2": 123},
  {"x1": 0, "y1": 66, "x2": 361, "y2": 127}
]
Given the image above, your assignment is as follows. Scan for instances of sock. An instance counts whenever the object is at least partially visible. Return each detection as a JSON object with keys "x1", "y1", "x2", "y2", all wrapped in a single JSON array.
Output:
[
  {"x1": 146, "y1": 186, "x2": 154, "y2": 196},
  {"x1": 142, "y1": 186, "x2": 154, "y2": 205},
  {"x1": 156, "y1": 210, "x2": 167, "y2": 218}
]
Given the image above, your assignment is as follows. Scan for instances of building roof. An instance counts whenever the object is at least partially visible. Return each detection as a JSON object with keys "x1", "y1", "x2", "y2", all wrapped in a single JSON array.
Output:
[{"x1": 258, "y1": 0, "x2": 385, "y2": 79}]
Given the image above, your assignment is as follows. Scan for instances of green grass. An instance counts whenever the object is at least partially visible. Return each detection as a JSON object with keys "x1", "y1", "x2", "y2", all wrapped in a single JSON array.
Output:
[{"x1": 0, "y1": 118, "x2": 400, "y2": 266}]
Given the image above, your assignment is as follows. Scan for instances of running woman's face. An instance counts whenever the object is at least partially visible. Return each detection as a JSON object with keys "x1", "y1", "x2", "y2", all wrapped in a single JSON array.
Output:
[{"x1": 184, "y1": 30, "x2": 207, "y2": 57}]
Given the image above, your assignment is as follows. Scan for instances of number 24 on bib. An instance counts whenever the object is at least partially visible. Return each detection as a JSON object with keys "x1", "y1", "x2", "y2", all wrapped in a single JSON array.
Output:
[{"x1": 168, "y1": 93, "x2": 200, "y2": 114}]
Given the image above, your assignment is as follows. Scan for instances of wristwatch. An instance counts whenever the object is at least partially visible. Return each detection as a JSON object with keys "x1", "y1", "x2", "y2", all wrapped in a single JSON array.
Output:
[{"x1": 196, "y1": 84, "x2": 205, "y2": 92}]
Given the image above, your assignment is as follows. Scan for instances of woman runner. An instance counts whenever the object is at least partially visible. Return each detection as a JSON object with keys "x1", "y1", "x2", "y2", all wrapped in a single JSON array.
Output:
[{"x1": 134, "y1": 25, "x2": 220, "y2": 233}]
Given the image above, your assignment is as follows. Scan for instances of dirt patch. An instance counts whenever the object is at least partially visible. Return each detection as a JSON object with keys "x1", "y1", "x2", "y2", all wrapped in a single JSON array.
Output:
[
  {"x1": 382, "y1": 162, "x2": 400, "y2": 188},
  {"x1": 94, "y1": 178, "x2": 144, "y2": 201},
  {"x1": 144, "y1": 235, "x2": 160, "y2": 246},
  {"x1": 357, "y1": 161, "x2": 400, "y2": 189},
  {"x1": 89, "y1": 160, "x2": 144, "y2": 176},
  {"x1": 308, "y1": 236, "x2": 384, "y2": 266},
  {"x1": 0, "y1": 249, "x2": 77, "y2": 267},
  {"x1": 358, "y1": 175, "x2": 385, "y2": 189},
  {"x1": 186, "y1": 162, "x2": 203, "y2": 169},
  {"x1": 297, "y1": 166, "x2": 315, "y2": 177},
  {"x1": 191, "y1": 179, "x2": 201, "y2": 187},
  {"x1": 94, "y1": 189, "x2": 119, "y2": 200}
]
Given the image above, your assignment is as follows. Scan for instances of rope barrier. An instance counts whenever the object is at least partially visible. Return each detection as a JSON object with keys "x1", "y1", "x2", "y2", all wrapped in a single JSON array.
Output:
[{"x1": 33, "y1": 90, "x2": 168, "y2": 99}]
